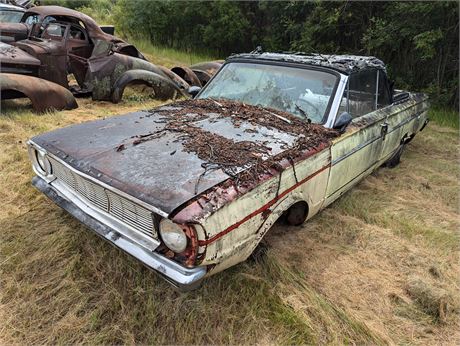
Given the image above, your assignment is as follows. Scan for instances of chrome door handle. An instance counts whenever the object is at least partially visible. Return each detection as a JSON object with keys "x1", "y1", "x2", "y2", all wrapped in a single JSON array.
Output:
[{"x1": 380, "y1": 122, "x2": 389, "y2": 140}]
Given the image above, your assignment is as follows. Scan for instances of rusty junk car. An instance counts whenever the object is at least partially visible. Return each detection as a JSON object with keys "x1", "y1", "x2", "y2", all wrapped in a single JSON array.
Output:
[
  {"x1": 0, "y1": 5, "x2": 222, "y2": 111},
  {"x1": 27, "y1": 52, "x2": 429, "y2": 289}
]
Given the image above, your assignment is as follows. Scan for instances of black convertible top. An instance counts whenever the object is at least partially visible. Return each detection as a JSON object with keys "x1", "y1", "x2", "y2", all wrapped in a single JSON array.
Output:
[{"x1": 227, "y1": 51, "x2": 386, "y2": 75}]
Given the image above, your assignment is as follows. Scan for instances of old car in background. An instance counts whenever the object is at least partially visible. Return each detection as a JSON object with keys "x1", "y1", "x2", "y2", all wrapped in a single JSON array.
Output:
[
  {"x1": 27, "y1": 52, "x2": 429, "y2": 289},
  {"x1": 0, "y1": 5, "x2": 222, "y2": 111},
  {"x1": 0, "y1": 2, "x2": 24, "y2": 25}
]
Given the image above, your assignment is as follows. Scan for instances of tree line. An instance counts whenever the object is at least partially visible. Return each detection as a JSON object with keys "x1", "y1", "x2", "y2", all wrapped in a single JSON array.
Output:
[{"x1": 45, "y1": 0, "x2": 459, "y2": 108}]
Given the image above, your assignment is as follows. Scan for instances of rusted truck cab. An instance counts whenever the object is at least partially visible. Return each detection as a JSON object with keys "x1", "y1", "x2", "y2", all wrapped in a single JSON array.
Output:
[{"x1": 27, "y1": 52, "x2": 429, "y2": 289}]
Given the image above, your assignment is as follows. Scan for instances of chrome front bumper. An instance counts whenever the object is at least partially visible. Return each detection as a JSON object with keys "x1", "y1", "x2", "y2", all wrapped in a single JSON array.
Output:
[{"x1": 32, "y1": 176, "x2": 207, "y2": 290}]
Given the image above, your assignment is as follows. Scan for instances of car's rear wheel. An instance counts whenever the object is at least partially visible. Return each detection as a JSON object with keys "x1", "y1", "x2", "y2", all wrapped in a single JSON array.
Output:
[{"x1": 385, "y1": 144, "x2": 405, "y2": 168}]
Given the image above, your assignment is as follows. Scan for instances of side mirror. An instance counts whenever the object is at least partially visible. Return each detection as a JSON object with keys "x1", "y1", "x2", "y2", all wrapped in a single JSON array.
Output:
[
  {"x1": 188, "y1": 86, "x2": 201, "y2": 98},
  {"x1": 333, "y1": 112, "x2": 352, "y2": 131}
]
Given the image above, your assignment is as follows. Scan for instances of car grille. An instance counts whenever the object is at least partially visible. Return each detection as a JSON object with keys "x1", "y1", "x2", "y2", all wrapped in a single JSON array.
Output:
[{"x1": 49, "y1": 157, "x2": 156, "y2": 238}]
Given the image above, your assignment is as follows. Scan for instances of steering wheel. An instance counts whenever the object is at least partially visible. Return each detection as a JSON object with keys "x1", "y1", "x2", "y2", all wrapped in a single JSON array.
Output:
[{"x1": 297, "y1": 98, "x2": 321, "y2": 118}]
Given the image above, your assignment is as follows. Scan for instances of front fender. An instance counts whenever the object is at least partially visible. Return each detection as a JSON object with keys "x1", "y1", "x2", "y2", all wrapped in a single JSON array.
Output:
[
  {"x1": 111, "y1": 69, "x2": 185, "y2": 103},
  {"x1": 205, "y1": 193, "x2": 308, "y2": 276},
  {"x1": 0, "y1": 73, "x2": 78, "y2": 112}
]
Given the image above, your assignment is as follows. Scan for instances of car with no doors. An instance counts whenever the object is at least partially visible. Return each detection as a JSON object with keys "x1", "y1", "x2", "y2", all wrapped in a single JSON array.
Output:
[{"x1": 27, "y1": 51, "x2": 429, "y2": 289}]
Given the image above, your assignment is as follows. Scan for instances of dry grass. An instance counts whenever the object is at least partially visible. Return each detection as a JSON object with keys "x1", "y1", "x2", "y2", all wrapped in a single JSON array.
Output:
[{"x1": 1, "y1": 92, "x2": 459, "y2": 345}]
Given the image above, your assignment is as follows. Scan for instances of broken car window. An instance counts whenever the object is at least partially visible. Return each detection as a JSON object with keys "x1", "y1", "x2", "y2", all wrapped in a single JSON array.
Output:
[
  {"x1": 198, "y1": 62, "x2": 338, "y2": 124},
  {"x1": 0, "y1": 10, "x2": 24, "y2": 23},
  {"x1": 23, "y1": 13, "x2": 39, "y2": 24},
  {"x1": 41, "y1": 23, "x2": 66, "y2": 40}
]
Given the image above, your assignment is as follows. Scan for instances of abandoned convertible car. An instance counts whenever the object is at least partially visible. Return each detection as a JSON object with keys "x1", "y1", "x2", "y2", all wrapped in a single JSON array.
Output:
[
  {"x1": 27, "y1": 52, "x2": 429, "y2": 289},
  {"x1": 0, "y1": 5, "x2": 222, "y2": 111}
]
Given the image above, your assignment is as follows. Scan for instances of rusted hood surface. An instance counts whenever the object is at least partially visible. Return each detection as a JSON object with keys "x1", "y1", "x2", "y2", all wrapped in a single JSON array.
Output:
[
  {"x1": 31, "y1": 99, "x2": 337, "y2": 215},
  {"x1": 0, "y1": 41, "x2": 40, "y2": 65},
  {"x1": 0, "y1": 22, "x2": 28, "y2": 40}
]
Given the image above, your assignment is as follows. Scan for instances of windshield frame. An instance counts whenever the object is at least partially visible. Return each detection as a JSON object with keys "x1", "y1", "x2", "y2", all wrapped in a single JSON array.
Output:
[
  {"x1": 0, "y1": 9, "x2": 25, "y2": 23},
  {"x1": 196, "y1": 58, "x2": 342, "y2": 125}
]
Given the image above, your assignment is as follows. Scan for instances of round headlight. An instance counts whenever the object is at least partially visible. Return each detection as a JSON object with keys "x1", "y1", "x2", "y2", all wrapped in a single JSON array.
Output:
[
  {"x1": 29, "y1": 145, "x2": 52, "y2": 176},
  {"x1": 36, "y1": 151, "x2": 47, "y2": 171},
  {"x1": 159, "y1": 219, "x2": 188, "y2": 253},
  {"x1": 36, "y1": 150, "x2": 52, "y2": 175}
]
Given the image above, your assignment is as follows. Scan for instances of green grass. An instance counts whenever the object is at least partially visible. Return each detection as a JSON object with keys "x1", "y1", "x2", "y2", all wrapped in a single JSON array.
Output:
[
  {"x1": 429, "y1": 106, "x2": 459, "y2": 129},
  {"x1": 130, "y1": 37, "x2": 219, "y2": 68}
]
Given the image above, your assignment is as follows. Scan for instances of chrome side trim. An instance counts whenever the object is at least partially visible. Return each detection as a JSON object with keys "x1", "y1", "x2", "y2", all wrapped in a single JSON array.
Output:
[
  {"x1": 387, "y1": 108, "x2": 429, "y2": 133},
  {"x1": 32, "y1": 176, "x2": 206, "y2": 289},
  {"x1": 331, "y1": 134, "x2": 381, "y2": 166},
  {"x1": 27, "y1": 140, "x2": 169, "y2": 218},
  {"x1": 331, "y1": 108, "x2": 428, "y2": 166}
]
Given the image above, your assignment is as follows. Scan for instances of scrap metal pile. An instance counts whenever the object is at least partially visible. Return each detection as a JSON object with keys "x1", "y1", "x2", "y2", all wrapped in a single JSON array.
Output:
[{"x1": 0, "y1": 5, "x2": 222, "y2": 112}]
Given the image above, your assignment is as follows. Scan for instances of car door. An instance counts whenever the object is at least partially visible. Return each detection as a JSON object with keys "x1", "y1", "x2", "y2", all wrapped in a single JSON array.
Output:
[{"x1": 324, "y1": 68, "x2": 388, "y2": 206}]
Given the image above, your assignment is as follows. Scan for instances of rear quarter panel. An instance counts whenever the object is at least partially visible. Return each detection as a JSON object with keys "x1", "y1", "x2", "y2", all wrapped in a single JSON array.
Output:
[{"x1": 379, "y1": 93, "x2": 429, "y2": 163}]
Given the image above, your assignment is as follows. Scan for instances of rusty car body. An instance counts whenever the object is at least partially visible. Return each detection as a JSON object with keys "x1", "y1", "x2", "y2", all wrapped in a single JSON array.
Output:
[
  {"x1": 0, "y1": 5, "x2": 222, "y2": 111},
  {"x1": 27, "y1": 52, "x2": 429, "y2": 289}
]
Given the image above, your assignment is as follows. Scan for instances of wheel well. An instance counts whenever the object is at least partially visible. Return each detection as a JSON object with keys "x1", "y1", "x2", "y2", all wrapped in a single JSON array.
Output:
[
  {"x1": 283, "y1": 200, "x2": 309, "y2": 226},
  {"x1": 1, "y1": 89, "x2": 27, "y2": 100},
  {"x1": 401, "y1": 132, "x2": 415, "y2": 145},
  {"x1": 119, "y1": 80, "x2": 156, "y2": 100}
]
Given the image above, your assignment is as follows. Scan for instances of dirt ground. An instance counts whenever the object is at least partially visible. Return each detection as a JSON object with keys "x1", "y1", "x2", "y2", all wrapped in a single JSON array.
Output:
[{"x1": 0, "y1": 97, "x2": 459, "y2": 344}]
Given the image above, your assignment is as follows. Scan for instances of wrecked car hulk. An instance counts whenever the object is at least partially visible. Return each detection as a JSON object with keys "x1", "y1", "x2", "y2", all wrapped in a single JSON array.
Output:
[
  {"x1": 0, "y1": 5, "x2": 222, "y2": 111},
  {"x1": 27, "y1": 52, "x2": 429, "y2": 289}
]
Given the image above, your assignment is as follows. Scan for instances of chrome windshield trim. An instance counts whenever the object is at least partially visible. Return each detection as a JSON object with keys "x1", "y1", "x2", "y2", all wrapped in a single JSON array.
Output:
[
  {"x1": 33, "y1": 176, "x2": 206, "y2": 289},
  {"x1": 27, "y1": 140, "x2": 169, "y2": 218},
  {"x1": 324, "y1": 73, "x2": 348, "y2": 128}
]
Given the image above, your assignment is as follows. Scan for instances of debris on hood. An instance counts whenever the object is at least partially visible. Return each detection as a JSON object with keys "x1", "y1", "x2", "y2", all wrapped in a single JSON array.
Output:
[{"x1": 121, "y1": 98, "x2": 339, "y2": 189}]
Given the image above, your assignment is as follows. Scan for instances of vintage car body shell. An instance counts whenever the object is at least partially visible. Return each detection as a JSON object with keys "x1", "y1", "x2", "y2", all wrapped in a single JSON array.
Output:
[
  {"x1": 0, "y1": 5, "x2": 183, "y2": 106},
  {"x1": 27, "y1": 53, "x2": 429, "y2": 288}
]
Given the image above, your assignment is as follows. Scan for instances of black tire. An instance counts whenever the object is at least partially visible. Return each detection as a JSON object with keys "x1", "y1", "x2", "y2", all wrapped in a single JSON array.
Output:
[
  {"x1": 285, "y1": 202, "x2": 308, "y2": 226},
  {"x1": 385, "y1": 144, "x2": 404, "y2": 168}
]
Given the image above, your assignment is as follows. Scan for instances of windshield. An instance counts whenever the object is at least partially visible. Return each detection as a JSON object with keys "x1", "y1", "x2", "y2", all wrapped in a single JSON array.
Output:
[
  {"x1": 0, "y1": 9, "x2": 24, "y2": 23},
  {"x1": 198, "y1": 62, "x2": 338, "y2": 124}
]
